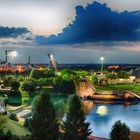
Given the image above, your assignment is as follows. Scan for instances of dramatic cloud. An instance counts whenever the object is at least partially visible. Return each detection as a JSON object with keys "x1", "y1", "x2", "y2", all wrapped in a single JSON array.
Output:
[
  {"x1": 0, "y1": 26, "x2": 30, "y2": 38},
  {"x1": 36, "y1": 2, "x2": 140, "y2": 45}
]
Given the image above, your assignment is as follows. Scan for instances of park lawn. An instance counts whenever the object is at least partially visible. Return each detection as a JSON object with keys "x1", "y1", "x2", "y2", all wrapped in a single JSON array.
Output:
[
  {"x1": 5, "y1": 119, "x2": 30, "y2": 136},
  {"x1": 96, "y1": 84, "x2": 140, "y2": 96}
]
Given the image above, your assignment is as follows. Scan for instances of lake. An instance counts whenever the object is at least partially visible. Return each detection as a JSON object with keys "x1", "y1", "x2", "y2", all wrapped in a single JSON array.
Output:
[{"x1": 85, "y1": 101, "x2": 140, "y2": 138}]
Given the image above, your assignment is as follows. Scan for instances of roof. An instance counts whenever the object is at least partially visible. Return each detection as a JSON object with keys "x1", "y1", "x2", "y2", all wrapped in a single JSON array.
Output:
[
  {"x1": 88, "y1": 135, "x2": 108, "y2": 140},
  {"x1": 130, "y1": 131, "x2": 140, "y2": 140}
]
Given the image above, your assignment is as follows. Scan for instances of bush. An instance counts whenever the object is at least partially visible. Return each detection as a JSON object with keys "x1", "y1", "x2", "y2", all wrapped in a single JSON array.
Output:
[
  {"x1": 21, "y1": 80, "x2": 36, "y2": 95},
  {"x1": 9, "y1": 113, "x2": 18, "y2": 122},
  {"x1": 0, "y1": 130, "x2": 19, "y2": 140},
  {"x1": 24, "y1": 118, "x2": 32, "y2": 131},
  {"x1": 11, "y1": 80, "x2": 20, "y2": 90}
]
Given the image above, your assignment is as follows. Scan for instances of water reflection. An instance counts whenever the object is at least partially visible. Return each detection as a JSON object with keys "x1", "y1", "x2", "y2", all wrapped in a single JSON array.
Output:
[
  {"x1": 86, "y1": 102, "x2": 140, "y2": 138},
  {"x1": 83, "y1": 101, "x2": 95, "y2": 113},
  {"x1": 96, "y1": 106, "x2": 108, "y2": 116}
]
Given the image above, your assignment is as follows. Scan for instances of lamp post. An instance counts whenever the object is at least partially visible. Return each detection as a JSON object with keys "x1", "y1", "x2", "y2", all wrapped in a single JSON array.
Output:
[{"x1": 100, "y1": 57, "x2": 104, "y2": 75}]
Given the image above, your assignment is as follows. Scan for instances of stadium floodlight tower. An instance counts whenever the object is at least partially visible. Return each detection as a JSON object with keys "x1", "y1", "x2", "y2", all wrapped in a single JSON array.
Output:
[
  {"x1": 100, "y1": 56, "x2": 104, "y2": 75},
  {"x1": 48, "y1": 53, "x2": 58, "y2": 75},
  {"x1": 7, "y1": 50, "x2": 17, "y2": 64}
]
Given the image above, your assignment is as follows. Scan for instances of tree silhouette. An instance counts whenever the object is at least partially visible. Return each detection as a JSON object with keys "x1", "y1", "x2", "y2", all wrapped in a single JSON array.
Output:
[
  {"x1": 110, "y1": 120, "x2": 130, "y2": 140},
  {"x1": 64, "y1": 95, "x2": 91, "y2": 140},
  {"x1": 31, "y1": 91, "x2": 59, "y2": 140}
]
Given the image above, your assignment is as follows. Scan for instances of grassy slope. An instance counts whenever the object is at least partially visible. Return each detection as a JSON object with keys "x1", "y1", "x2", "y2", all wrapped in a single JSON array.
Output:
[{"x1": 5, "y1": 119, "x2": 30, "y2": 136}]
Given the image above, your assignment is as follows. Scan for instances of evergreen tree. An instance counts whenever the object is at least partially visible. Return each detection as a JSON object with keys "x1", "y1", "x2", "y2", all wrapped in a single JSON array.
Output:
[
  {"x1": 110, "y1": 120, "x2": 130, "y2": 140},
  {"x1": 31, "y1": 91, "x2": 59, "y2": 140},
  {"x1": 64, "y1": 95, "x2": 91, "y2": 140}
]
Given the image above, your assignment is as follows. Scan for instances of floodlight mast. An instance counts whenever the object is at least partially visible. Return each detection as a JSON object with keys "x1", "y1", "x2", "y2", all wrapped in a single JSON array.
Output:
[
  {"x1": 100, "y1": 57, "x2": 104, "y2": 75},
  {"x1": 48, "y1": 53, "x2": 58, "y2": 75},
  {"x1": 7, "y1": 50, "x2": 17, "y2": 64}
]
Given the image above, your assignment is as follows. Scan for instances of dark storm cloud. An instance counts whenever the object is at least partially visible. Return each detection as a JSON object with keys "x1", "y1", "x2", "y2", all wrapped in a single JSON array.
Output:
[
  {"x1": 36, "y1": 1, "x2": 140, "y2": 45},
  {"x1": 0, "y1": 26, "x2": 30, "y2": 38}
]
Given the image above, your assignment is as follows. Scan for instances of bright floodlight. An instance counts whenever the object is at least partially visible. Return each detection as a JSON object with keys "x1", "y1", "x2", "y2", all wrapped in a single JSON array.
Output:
[
  {"x1": 11, "y1": 51, "x2": 17, "y2": 58},
  {"x1": 100, "y1": 57, "x2": 104, "y2": 61},
  {"x1": 50, "y1": 54, "x2": 54, "y2": 60}
]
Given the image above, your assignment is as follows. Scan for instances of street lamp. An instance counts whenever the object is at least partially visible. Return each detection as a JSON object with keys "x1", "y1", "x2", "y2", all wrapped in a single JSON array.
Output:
[{"x1": 100, "y1": 57, "x2": 104, "y2": 75}]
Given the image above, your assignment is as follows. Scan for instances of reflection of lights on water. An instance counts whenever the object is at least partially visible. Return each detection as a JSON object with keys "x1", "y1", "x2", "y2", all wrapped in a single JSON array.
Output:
[{"x1": 96, "y1": 106, "x2": 108, "y2": 116}]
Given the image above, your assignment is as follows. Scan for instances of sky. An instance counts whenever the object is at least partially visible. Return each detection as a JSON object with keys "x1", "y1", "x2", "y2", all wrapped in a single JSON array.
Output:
[{"x1": 0, "y1": 0, "x2": 140, "y2": 64}]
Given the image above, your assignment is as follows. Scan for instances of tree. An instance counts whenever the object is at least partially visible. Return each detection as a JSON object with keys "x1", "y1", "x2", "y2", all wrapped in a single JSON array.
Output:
[
  {"x1": 9, "y1": 113, "x2": 18, "y2": 121},
  {"x1": 37, "y1": 78, "x2": 54, "y2": 88},
  {"x1": 53, "y1": 77, "x2": 76, "y2": 94},
  {"x1": 30, "y1": 69, "x2": 55, "y2": 79},
  {"x1": 44, "y1": 69, "x2": 55, "y2": 78},
  {"x1": 24, "y1": 118, "x2": 32, "y2": 131},
  {"x1": 110, "y1": 120, "x2": 130, "y2": 140},
  {"x1": 21, "y1": 80, "x2": 36, "y2": 95},
  {"x1": 106, "y1": 73, "x2": 117, "y2": 80},
  {"x1": 64, "y1": 95, "x2": 91, "y2": 140},
  {"x1": 118, "y1": 70, "x2": 129, "y2": 79},
  {"x1": 91, "y1": 75, "x2": 98, "y2": 85},
  {"x1": 30, "y1": 69, "x2": 45, "y2": 79},
  {"x1": 0, "y1": 115, "x2": 7, "y2": 136},
  {"x1": 3, "y1": 75, "x2": 15, "y2": 87},
  {"x1": 61, "y1": 68, "x2": 78, "y2": 81},
  {"x1": 31, "y1": 91, "x2": 59, "y2": 140},
  {"x1": 76, "y1": 71, "x2": 89, "y2": 79},
  {"x1": 11, "y1": 80, "x2": 20, "y2": 90}
]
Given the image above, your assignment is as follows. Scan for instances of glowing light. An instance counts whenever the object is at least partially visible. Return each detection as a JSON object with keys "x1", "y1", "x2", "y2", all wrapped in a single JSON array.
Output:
[
  {"x1": 50, "y1": 54, "x2": 54, "y2": 60},
  {"x1": 10, "y1": 51, "x2": 17, "y2": 58},
  {"x1": 100, "y1": 57, "x2": 104, "y2": 61},
  {"x1": 7, "y1": 50, "x2": 17, "y2": 58},
  {"x1": 96, "y1": 106, "x2": 108, "y2": 116}
]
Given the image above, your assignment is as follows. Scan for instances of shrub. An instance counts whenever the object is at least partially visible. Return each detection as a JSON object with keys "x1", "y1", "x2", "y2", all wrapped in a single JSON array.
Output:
[{"x1": 9, "y1": 113, "x2": 18, "y2": 121}]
